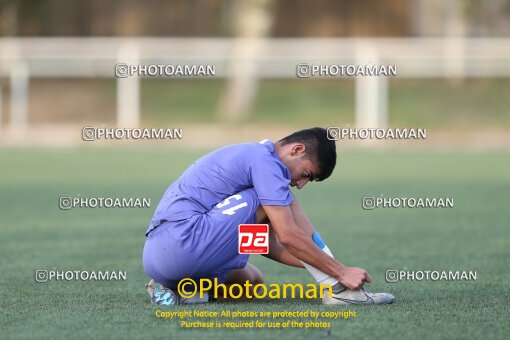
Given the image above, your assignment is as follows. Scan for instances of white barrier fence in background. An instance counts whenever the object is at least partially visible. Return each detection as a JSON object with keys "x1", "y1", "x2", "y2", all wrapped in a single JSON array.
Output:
[{"x1": 1, "y1": 37, "x2": 510, "y2": 131}]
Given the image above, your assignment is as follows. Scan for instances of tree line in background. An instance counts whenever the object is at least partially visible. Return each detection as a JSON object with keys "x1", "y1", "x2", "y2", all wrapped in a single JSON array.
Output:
[{"x1": 0, "y1": 0, "x2": 509, "y2": 37}]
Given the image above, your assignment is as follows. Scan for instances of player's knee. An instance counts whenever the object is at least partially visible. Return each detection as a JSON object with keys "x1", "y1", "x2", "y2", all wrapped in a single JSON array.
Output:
[
  {"x1": 250, "y1": 272, "x2": 264, "y2": 285},
  {"x1": 254, "y1": 273, "x2": 264, "y2": 285},
  {"x1": 255, "y1": 206, "x2": 269, "y2": 224},
  {"x1": 249, "y1": 266, "x2": 264, "y2": 285}
]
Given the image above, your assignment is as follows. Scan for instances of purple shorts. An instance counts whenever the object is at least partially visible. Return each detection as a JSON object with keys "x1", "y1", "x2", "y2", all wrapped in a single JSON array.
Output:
[{"x1": 142, "y1": 188, "x2": 260, "y2": 289}]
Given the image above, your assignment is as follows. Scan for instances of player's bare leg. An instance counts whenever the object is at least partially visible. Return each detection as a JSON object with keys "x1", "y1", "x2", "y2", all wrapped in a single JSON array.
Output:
[
  {"x1": 213, "y1": 263, "x2": 264, "y2": 300},
  {"x1": 213, "y1": 208, "x2": 301, "y2": 300},
  {"x1": 258, "y1": 203, "x2": 395, "y2": 304},
  {"x1": 215, "y1": 205, "x2": 293, "y2": 299},
  {"x1": 257, "y1": 206, "x2": 303, "y2": 267},
  {"x1": 146, "y1": 264, "x2": 264, "y2": 304}
]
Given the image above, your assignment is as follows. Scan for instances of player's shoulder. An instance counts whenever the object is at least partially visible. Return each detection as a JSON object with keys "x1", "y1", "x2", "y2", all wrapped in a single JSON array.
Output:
[
  {"x1": 243, "y1": 139, "x2": 276, "y2": 159},
  {"x1": 221, "y1": 139, "x2": 274, "y2": 157}
]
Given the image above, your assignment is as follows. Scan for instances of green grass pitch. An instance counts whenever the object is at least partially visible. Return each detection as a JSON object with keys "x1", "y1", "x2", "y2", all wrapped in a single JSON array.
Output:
[{"x1": 1, "y1": 148, "x2": 509, "y2": 339}]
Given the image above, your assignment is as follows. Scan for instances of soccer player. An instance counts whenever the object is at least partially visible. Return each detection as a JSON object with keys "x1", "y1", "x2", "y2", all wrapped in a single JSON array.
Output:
[{"x1": 143, "y1": 127, "x2": 394, "y2": 305}]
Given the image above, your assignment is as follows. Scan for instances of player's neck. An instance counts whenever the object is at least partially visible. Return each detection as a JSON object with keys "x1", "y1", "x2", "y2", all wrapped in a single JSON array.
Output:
[{"x1": 274, "y1": 141, "x2": 285, "y2": 162}]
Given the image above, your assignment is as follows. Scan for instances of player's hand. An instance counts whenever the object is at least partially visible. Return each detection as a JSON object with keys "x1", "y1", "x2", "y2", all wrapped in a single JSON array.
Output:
[{"x1": 339, "y1": 266, "x2": 372, "y2": 290}]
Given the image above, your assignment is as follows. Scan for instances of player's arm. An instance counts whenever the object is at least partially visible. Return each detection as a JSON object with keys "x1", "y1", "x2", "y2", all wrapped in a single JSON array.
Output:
[
  {"x1": 288, "y1": 197, "x2": 315, "y2": 235},
  {"x1": 262, "y1": 204, "x2": 348, "y2": 283},
  {"x1": 262, "y1": 227, "x2": 304, "y2": 268}
]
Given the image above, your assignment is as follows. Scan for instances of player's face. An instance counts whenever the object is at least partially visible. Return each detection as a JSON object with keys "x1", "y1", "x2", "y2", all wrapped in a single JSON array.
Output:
[
  {"x1": 288, "y1": 156, "x2": 320, "y2": 190},
  {"x1": 279, "y1": 142, "x2": 320, "y2": 189}
]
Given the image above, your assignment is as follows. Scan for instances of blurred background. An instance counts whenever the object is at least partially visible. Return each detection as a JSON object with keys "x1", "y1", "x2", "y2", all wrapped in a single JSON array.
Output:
[
  {"x1": 0, "y1": 0, "x2": 509, "y2": 148},
  {"x1": 1, "y1": 2, "x2": 509, "y2": 338}
]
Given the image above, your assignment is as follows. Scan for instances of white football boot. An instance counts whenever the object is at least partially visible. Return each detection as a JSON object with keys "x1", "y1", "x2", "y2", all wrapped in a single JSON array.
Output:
[{"x1": 322, "y1": 283, "x2": 395, "y2": 305}]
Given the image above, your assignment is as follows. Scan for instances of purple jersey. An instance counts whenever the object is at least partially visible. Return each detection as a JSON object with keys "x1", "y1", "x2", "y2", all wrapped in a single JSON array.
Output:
[
  {"x1": 145, "y1": 140, "x2": 294, "y2": 236},
  {"x1": 143, "y1": 140, "x2": 294, "y2": 288}
]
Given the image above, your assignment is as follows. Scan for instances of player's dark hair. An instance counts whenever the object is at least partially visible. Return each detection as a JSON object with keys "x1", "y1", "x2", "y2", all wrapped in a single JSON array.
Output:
[{"x1": 278, "y1": 127, "x2": 337, "y2": 181}]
